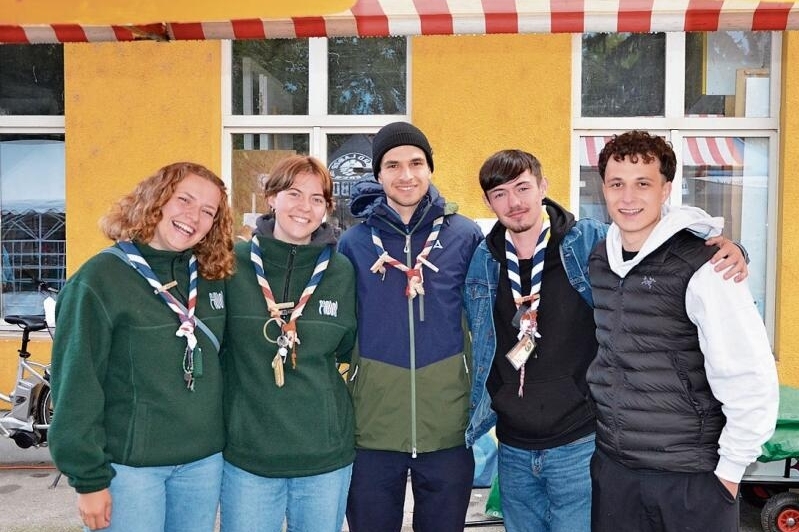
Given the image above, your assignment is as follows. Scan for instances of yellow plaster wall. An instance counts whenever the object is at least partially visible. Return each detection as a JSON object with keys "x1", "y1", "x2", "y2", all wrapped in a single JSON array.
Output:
[
  {"x1": 0, "y1": 40, "x2": 222, "y2": 394},
  {"x1": 410, "y1": 34, "x2": 573, "y2": 219},
  {"x1": 777, "y1": 31, "x2": 799, "y2": 385}
]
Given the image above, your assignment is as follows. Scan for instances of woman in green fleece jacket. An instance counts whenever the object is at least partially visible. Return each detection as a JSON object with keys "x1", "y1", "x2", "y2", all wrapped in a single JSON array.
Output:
[
  {"x1": 48, "y1": 162, "x2": 235, "y2": 532},
  {"x1": 220, "y1": 155, "x2": 357, "y2": 532}
]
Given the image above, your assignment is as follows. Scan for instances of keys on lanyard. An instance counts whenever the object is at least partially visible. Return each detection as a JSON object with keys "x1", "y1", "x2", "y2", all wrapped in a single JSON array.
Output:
[
  {"x1": 182, "y1": 346, "x2": 203, "y2": 391},
  {"x1": 271, "y1": 334, "x2": 290, "y2": 388},
  {"x1": 264, "y1": 317, "x2": 293, "y2": 388}
]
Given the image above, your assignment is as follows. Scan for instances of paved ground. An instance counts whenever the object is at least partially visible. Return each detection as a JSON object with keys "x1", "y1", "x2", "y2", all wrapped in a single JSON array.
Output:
[
  {"x1": 0, "y1": 437, "x2": 503, "y2": 532},
  {"x1": 0, "y1": 436, "x2": 767, "y2": 531}
]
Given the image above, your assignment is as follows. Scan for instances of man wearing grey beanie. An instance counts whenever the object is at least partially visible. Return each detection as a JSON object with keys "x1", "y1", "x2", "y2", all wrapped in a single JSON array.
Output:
[{"x1": 338, "y1": 122, "x2": 484, "y2": 532}]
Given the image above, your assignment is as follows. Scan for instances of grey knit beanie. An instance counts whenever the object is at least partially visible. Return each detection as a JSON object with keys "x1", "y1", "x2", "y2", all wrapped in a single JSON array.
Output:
[{"x1": 371, "y1": 122, "x2": 434, "y2": 178}]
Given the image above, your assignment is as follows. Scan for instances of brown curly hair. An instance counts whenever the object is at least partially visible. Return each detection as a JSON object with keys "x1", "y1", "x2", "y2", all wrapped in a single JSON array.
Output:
[
  {"x1": 100, "y1": 162, "x2": 235, "y2": 280},
  {"x1": 598, "y1": 130, "x2": 677, "y2": 183}
]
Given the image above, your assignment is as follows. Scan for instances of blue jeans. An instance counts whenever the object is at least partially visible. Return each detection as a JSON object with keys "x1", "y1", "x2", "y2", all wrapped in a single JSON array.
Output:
[
  {"x1": 498, "y1": 433, "x2": 594, "y2": 532},
  {"x1": 220, "y1": 460, "x2": 352, "y2": 532},
  {"x1": 97, "y1": 452, "x2": 222, "y2": 532}
]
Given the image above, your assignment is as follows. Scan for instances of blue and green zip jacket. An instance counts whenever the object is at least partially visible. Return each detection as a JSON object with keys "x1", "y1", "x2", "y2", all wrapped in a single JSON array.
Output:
[{"x1": 338, "y1": 179, "x2": 484, "y2": 455}]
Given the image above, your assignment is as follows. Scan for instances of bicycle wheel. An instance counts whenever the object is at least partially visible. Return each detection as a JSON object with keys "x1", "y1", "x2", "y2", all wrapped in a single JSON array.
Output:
[{"x1": 36, "y1": 385, "x2": 53, "y2": 426}]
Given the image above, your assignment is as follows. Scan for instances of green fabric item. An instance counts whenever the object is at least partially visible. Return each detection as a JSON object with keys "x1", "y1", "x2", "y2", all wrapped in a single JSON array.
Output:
[
  {"x1": 48, "y1": 244, "x2": 227, "y2": 494},
  {"x1": 348, "y1": 353, "x2": 471, "y2": 453},
  {"x1": 760, "y1": 385, "x2": 799, "y2": 461},
  {"x1": 222, "y1": 237, "x2": 357, "y2": 477},
  {"x1": 485, "y1": 475, "x2": 503, "y2": 518}
]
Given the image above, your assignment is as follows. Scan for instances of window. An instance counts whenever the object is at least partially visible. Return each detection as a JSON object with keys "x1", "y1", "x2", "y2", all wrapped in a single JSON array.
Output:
[
  {"x1": 223, "y1": 37, "x2": 409, "y2": 232},
  {"x1": 573, "y1": 32, "x2": 779, "y2": 332},
  {"x1": 0, "y1": 45, "x2": 65, "y2": 319}
]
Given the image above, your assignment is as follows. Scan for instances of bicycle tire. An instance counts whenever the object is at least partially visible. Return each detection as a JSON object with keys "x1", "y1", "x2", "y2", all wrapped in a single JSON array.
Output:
[{"x1": 35, "y1": 384, "x2": 53, "y2": 441}]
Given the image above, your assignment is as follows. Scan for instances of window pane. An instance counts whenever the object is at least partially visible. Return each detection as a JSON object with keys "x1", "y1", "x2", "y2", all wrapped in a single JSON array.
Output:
[
  {"x1": 328, "y1": 37, "x2": 407, "y2": 115},
  {"x1": 231, "y1": 40, "x2": 309, "y2": 115},
  {"x1": 0, "y1": 44, "x2": 64, "y2": 116},
  {"x1": 0, "y1": 136, "x2": 66, "y2": 317},
  {"x1": 327, "y1": 133, "x2": 374, "y2": 232},
  {"x1": 577, "y1": 136, "x2": 611, "y2": 223},
  {"x1": 581, "y1": 33, "x2": 665, "y2": 117},
  {"x1": 685, "y1": 32, "x2": 771, "y2": 117},
  {"x1": 230, "y1": 133, "x2": 309, "y2": 232},
  {"x1": 681, "y1": 136, "x2": 769, "y2": 316}
]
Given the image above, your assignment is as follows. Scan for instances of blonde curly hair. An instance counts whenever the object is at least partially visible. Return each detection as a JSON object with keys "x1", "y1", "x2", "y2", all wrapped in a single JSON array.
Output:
[{"x1": 100, "y1": 162, "x2": 235, "y2": 280}]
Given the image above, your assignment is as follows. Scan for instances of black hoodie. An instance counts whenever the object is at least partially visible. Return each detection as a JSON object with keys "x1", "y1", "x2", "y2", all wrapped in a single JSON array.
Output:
[{"x1": 485, "y1": 198, "x2": 598, "y2": 450}]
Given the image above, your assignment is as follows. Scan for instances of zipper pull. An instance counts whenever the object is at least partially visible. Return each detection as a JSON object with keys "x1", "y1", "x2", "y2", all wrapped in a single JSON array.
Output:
[
  {"x1": 412, "y1": 447, "x2": 417, "y2": 459},
  {"x1": 404, "y1": 234, "x2": 411, "y2": 254}
]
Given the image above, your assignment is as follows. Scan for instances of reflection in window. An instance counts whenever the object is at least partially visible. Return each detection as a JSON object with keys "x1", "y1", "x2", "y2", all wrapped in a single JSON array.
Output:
[
  {"x1": 0, "y1": 137, "x2": 66, "y2": 317},
  {"x1": 685, "y1": 32, "x2": 771, "y2": 117},
  {"x1": 327, "y1": 133, "x2": 374, "y2": 232},
  {"x1": 232, "y1": 40, "x2": 309, "y2": 116},
  {"x1": 328, "y1": 37, "x2": 407, "y2": 115},
  {"x1": 682, "y1": 136, "x2": 768, "y2": 315},
  {"x1": 0, "y1": 45, "x2": 64, "y2": 116},
  {"x1": 581, "y1": 33, "x2": 665, "y2": 117},
  {"x1": 577, "y1": 136, "x2": 611, "y2": 223},
  {"x1": 229, "y1": 133, "x2": 310, "y2": 232}
]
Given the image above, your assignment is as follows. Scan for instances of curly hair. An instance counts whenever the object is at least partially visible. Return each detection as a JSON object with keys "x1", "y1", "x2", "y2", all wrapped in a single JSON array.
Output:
[
  {"x1": 263, "y1": 155, "x2": 334, "y2": 214},
  {"x1": 598, "y1": 130, "x2": 677, "y2": 183},
  {"x1": 100, "y1": 162, "x2": 235, "y2": 280}
]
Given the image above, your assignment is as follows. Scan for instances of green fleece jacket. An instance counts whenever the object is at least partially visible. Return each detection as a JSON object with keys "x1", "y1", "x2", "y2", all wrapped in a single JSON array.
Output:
[
  {"x1": 222, "y1": 218, "x2": 357, "y2": 477},
  {"x1": 49, "y1": 243, "x2": 226, "y2": 494}
]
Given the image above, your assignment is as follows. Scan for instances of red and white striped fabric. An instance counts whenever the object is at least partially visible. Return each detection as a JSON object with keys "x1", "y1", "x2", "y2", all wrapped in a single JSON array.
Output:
[
  {"x1": 3, "y1": 0, "x2": 799, "y2": 44},
  {"x1": 580, "y1": 135, "x2": 743, "y2": 167},
  {"x1": 683, "y1": 136, "x2": 743, "y2": 166}
]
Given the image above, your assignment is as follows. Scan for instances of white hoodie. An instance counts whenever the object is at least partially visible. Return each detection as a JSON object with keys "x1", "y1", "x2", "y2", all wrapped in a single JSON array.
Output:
[{"x1": 603, "y1": 204, "x2": 779, "y2": 483}]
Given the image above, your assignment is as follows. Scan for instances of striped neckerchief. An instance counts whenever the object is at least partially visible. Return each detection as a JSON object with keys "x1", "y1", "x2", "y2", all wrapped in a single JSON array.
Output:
[
  {"x1": 368, "y1": 216, "x2": 444, "y2": 299},
  {"x1": 250, "y1": 234, "x2": 332, "y2": 369},
  {"x1": 504, "y1": 210, "x2": 550, "y2": 396},
  {"x1": 116, "y1": 240, "x2": 200, "y2": 390}
]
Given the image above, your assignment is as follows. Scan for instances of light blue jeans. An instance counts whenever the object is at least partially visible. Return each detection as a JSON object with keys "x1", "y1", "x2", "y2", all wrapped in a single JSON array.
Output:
[
  {"x1": 498, "y1": 433, "x2": 594, "y2": 532},
  {"x1": 96, "y1": 452, "x2": 223, "y2": 532},
  {"x1": 220, "y1": 460, "x2": 352, "y2": 532}
]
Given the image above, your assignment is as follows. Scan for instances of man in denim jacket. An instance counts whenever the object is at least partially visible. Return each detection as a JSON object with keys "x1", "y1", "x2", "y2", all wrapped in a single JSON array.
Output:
[{"x1": 463, "y1": 149, "x2": 747, "y2": 532}]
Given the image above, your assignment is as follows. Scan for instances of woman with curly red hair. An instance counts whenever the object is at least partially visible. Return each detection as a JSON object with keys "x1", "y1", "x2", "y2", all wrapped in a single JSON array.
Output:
[{"x1": 49, "y1": 162, "x2": 235, "y2": 532}]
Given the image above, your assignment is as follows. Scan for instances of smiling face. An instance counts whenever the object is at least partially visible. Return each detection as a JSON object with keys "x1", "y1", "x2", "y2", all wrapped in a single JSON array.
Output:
[
  {"x1": 149, "y1": 172, "x2": 221, "y2": 252},
  {"x1": 484, "y1": 170, "x2": 548, "y2": 237},
  {"x1": 377, "y1": 145, "x2": 431, "y2": 223},
  {"x1": 602, "y1": 155, "x2": 672, "y2": 251},
  {"x1": 267, "y1": 170, "x2": 328, "y2": 245}
]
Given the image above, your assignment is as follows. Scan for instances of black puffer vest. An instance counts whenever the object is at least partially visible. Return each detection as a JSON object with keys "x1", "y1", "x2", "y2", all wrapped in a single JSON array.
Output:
[{"x1": 587, "y1": 230, "x2": 725, "y2": 472}]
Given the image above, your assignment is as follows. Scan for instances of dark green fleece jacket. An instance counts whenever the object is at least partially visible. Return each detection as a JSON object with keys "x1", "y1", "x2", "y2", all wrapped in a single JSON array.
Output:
[
  {"x1": 222, "y1": 218, "x2": 357, "y2": 477},
  {"x1": 49, "y1": 243, "x2": 226, "y2": 494}
]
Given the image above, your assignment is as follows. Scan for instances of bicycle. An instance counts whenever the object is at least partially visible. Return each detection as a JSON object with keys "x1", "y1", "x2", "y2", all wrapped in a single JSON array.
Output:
[{"x1": 0, "y1": 313, "x2": 53, "y2": 449}]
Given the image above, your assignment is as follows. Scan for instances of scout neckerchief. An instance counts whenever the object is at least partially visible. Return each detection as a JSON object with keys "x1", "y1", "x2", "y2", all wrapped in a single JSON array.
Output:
[
  {"x1": 504, "y1": 210, "x2": 550, "y2": 397},
  {"x1": 369, "y1": 216, "x2": 444, "y2": 299},
  {"x1": 250, "y1": 234, "x2": 332, "y2": 387},
  {"x1": 116, "y1": 240, "x2": 201, "y2": 391}
]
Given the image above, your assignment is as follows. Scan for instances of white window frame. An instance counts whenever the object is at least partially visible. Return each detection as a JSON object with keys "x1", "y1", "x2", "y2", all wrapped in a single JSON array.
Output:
[
  {"x1": 0, "y1": 114, "x2": 65, "y2": 333},
  {"x1": 220, "y1": 37, "x2": 412, "y2": 190},
  {"x1": 570, "y1": 31, "x2": 781, "y2": 340}
]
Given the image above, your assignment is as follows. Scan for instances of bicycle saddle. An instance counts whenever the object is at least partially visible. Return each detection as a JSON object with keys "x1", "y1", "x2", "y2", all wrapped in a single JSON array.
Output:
[{"x1": 4, "y1": 315, "x2": 48, "y2": 331}]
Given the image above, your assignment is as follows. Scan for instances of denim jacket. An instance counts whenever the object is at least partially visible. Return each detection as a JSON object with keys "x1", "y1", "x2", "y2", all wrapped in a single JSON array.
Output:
[{"x1": 463, "y1": 216, "x2": 608, "y2": 447}]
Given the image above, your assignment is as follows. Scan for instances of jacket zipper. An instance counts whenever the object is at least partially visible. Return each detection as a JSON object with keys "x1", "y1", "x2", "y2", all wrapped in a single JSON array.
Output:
[
  {"x1": 405, "y1": 233, "x2": 418, "y2": 458},
  {"x1": 282, "y1": 246, "x2": 297, "y2": 306},
  {"x1": 378, "y1": 204, "x2": 434, "y2": 459}
]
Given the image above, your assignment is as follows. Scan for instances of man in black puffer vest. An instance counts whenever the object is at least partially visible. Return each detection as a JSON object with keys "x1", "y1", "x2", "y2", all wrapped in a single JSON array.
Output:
[{"x1": 586, "y1": 130, "x2": 778, "y2": 532}]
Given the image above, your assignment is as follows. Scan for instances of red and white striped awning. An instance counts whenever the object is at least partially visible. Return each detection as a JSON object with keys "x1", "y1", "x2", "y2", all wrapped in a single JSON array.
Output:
[
  {"x1": 580, "y1": 136, "x2": 743, "y2": 167},
  {"x1": 2, "y1": 0, "x2": 799, "y2": 44}
]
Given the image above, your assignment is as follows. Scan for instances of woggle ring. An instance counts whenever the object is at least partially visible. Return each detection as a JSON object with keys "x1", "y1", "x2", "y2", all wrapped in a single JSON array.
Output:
[{"x1": 262, "y1": 317, "x2": 286, "y2": 343}]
